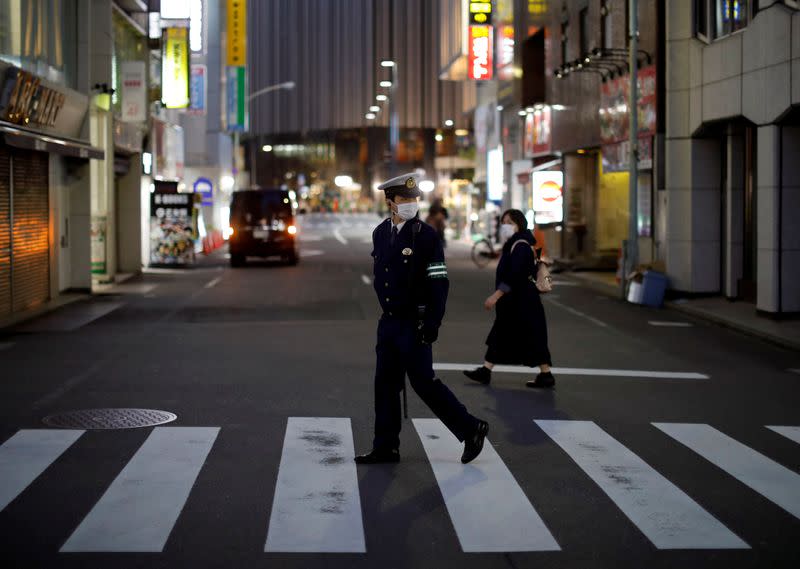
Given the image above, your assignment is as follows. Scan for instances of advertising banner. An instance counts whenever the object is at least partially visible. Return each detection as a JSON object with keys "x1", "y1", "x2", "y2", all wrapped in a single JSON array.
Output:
[
  {"x1": 468, "y1": 25, "x2": 493, "y2": 80},
  {"x1": 524, "y1": 107, "x2": 552, "y2": 157},
  {"x1": 90, "y1": 216, "x2": 107, "y2": 274},
  {"x1": 227, "y1": 0, "x2": 247, "y2": 66},
  {"x1": 532, "y1": 171, "x2": 564, "y2": 225},
  {"x1": 153, "y1": 119, "x2": 185, "y2": 180},
  {"x1": 226, "y1": 66, "x2": 246, "y2": 131},
  {"x1": 150, "y1": 192, "x2": 195, "y2": 265},
  {"x1": 162, "y1": 27, "x2": 190, "y2": 109},
  {"x1": 120, "y1": 61, "x2": 147, "y2": 123},
  {"x1": 189, "y1": 64, "x2": 206, "y2": 115},
  {"x1": 599, "y1": 65, "x2": 657, "y2": 146}
]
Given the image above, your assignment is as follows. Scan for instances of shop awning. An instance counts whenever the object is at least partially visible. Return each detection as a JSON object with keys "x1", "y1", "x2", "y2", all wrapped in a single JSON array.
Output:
[{"x1": 1, "y1": 123, "x2": 104, "y2": 161}]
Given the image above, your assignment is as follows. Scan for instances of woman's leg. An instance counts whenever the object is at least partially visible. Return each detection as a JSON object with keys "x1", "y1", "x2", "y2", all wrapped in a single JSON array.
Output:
[
  {"x1": 539, "y1": 363, "x2": 550, "y2": 373},
  {"x1": 483, "y1": 361, "x2": 494, "y2": 369}
]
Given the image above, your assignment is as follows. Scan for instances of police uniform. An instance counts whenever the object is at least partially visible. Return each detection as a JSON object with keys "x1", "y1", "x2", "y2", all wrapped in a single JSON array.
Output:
[{"x1": 355, "y1": 173, "x2": 489, "y2": 465}]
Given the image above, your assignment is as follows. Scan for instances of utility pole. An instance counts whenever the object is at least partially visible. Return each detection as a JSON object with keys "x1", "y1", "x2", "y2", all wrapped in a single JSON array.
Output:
[{"x1": 622, "y1": 0, "x2": 639, "y2": 299}]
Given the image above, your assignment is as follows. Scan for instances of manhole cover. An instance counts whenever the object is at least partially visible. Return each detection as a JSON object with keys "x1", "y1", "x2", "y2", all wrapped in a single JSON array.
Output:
[{"x1": 42, "y1": 408, "x2": 177, "y2": 429}]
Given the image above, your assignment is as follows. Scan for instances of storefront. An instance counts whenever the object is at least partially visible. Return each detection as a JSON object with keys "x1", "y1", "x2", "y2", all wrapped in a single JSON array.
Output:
[{"x1": 0, "y1": 63, "x2": 102, "y2": 320}]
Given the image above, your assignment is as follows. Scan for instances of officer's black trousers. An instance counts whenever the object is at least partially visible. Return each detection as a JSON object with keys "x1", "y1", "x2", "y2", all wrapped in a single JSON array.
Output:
[{"x1": 373, "y1": 317, "x2": 479, "y2": 451}]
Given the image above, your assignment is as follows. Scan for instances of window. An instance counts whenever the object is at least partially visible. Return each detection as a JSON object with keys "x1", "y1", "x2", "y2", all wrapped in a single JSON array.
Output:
[
  {"x1": 579, "y1": 7, "x2": 589, "y2": 55},
  {"x1": 600, "y1": 0, "x2": 612, "y2": 49},
  {"x1": 695, "y1": 0, "x2": 751, "y2": 41}
]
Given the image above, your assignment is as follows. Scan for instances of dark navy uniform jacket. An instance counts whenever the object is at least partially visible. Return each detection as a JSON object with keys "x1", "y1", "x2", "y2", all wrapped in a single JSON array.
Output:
[{"x1": 371, "y1": 217, "x2": 449, "y2": 331}]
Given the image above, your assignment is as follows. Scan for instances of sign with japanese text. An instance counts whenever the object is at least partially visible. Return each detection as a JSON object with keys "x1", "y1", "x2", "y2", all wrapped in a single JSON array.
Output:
[
  {"x1": 532, "y1": 171, "x2": 564, "y2": 225},
  {"x1": 189, "y1": 64, "x2": 206, "y2": 115},
  {"x1": 150, "y1": 192, "x2": 195, "y2": 265},
  {"x1": 162, "y1": 27, "x2": 190, "y2": 109},
  {"x1": 524, "y1": 106, "x2": 552, "y2": 157},
  {"x1": 227, "y1": 0, "x2": 247, "y2": 66},
  {"x1": 120, "y1": 61, "x2": 147, "y2": 123},
  {"x1": 226, "y1": 66, "x2": 246, "y2": 131},
  {"x1": 468, "y1": 1, "x2": 492, "y2": 25},
  {"x1": 468, "y1": 25, "x2": 493, "y2": 80},
  {"x1": 599, "y1": 65, "x2": 657, "y2": 146}
]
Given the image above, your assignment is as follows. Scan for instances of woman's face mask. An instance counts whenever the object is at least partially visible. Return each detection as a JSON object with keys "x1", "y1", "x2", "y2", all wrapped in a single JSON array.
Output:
[
  {"x1": 499, "y1": 223, "x2": 517, "y2": 242},
  {"x1": 392, "y1": 200, "x2": 420, "y2": 221}
]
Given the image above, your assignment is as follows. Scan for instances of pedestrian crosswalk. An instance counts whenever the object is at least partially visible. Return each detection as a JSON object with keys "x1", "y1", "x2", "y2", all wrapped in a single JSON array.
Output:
[{"x1": 1, "y1": 420, "x2": 799, "y2": 555}]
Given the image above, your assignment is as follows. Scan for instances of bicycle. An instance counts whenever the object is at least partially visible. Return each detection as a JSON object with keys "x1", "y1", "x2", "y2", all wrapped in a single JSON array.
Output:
[{"x1": 471, "y1": 237, "x2": 500, "y2": 268}]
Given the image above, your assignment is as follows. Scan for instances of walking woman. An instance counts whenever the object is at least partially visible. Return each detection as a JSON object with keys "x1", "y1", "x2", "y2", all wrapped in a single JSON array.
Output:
[{"x1": 464, "y1": 209, "x2": 555, "y2": 388}]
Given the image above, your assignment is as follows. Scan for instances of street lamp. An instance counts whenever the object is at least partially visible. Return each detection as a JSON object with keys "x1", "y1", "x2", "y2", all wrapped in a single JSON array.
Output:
[
  {"x1": 379, "y1": 80, "x2": 392, "y2": 88},
  {"x1": 380, "y1": 60, "x2": 395, "y2": 67},
  {"x1": 369, "y1": 105, "x2": 380, "y2": 113},
  {"x1": 376, "y1": 94, "x2": 388, "y2": 102},
  {"x1": 240, "y1": 80, "x2": 296, "y2": 188}
]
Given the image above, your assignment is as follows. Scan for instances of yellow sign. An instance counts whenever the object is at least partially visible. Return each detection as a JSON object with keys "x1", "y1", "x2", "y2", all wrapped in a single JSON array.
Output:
[
  {"x1": 162, "y1": 27, "x2": 190, "y2": 109},
  {"x1": 227, "y1": 0, "x2": 247, "y2": 66}
]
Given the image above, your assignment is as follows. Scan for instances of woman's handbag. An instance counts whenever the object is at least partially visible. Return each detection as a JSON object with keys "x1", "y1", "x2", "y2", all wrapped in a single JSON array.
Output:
[{"x1": 511, "y1": 240, "x2": 553, "y2": 293}]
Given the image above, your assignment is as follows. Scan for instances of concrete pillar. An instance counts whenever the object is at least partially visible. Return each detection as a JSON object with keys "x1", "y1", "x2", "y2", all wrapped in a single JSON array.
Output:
[
  {"x1": 759, "y1": 125, "x2": 800, "y2": 314},
  {"x1": 116, "y1": 154, "x2": 143, "y2": 273},
  {"x1": 724, "y1": 131, "x2": 745, "y2": 298}
]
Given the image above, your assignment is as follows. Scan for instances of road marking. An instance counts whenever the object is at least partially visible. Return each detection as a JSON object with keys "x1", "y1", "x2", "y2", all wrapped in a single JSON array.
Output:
[
  {"x1": 544, "y1": 297, "x2": 608, "y2": 328},
  {"x1": 414, "y1": 419, "x2": 560, "y2": 552},
  {"x1": 654, "y1": 423, "x2": 800, "y2": 520},
  {"x1": 649, "y1": 321, "x2": 693, "y2": 327},
  {"x1": 298, "y1": 235, "x2": 323, "y2": 242},
  {"x1": 300, "y1": 249, "x2": 324, "y2": 258},
  {"x1": 266, "y1": 417, "x2": 365, "y2": 553},
  {"x1": 333, "y1": 228, "x2": 348, "y2": 245},
  {"x1": 434, "y1": 363, "x2": 709, "y2": 380},
  {"x1": 537, "y1": 420, "x2": 747, "y2": 550},
  {"x1": 0, "y1": 430, "x2": 84, "y2": 512},
  {"x1": 360, "y1": 274, "x2": 372, "y2": 286},
  {"x1": 767, "y1": 426, "x2": 800, "y2": 445},
  {"x1": 62, "y1": 427, "x2": 219, "y2": 552},
  {"x1": 204, "y1": 276, "x2": 223, "y2": 289},
  {"x1": 787, "y1": 369, "x2": 800, "y2": 375}
]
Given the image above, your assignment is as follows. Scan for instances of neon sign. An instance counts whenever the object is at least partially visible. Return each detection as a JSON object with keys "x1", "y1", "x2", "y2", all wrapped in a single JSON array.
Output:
[{"x1": 468, "y1": 25, "x2": 493, "y2": 80}]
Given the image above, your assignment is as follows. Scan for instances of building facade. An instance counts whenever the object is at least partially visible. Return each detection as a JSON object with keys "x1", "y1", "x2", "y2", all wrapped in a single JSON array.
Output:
[
  {"x1": 246, "y1": 0, "x2": 468, "y2": 206},
  {"x1": 664, "y1": 0, "x2": 800, "y2": 316}
]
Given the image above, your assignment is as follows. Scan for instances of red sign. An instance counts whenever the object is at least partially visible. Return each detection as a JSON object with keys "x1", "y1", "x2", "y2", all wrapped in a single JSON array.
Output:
[
  {"x1": 599, "y1": 65, "x2": 657, "y2": 146},
  {"x1": 524, "y1": 106, "x2": 551, "y2": 157},
  {"x1": 468, "y1": 25, "x2": 493, "y2": 80}
]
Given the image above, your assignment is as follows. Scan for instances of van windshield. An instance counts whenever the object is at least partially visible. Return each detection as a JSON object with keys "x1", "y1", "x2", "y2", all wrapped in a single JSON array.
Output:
[{"x1": 231, "y1": 191, "x2": 293, "y2": 225}]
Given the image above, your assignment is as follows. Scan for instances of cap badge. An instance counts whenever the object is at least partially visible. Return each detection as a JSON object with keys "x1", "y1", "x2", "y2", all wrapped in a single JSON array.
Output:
[
  {"x1": 405, "y1": 177, "x2": 416, "y2": 188},
  {"x1": 402, "y1": 248, "x2": 413, "y2": 256}
]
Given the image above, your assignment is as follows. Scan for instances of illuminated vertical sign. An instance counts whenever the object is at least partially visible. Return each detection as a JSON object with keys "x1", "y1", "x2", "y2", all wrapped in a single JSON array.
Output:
[
  {"x1": 467, "y1": 1, "x2": 493, "y2": 81},
  {"x1": 227, "y1": 0, "x2": 247, "y2": 66},
  {"x1": 468, "y1": 25, "x2": 493, "y2": 80},
  {"x1": 162, "y1": 27, "x2": 190, "y2": 109}
]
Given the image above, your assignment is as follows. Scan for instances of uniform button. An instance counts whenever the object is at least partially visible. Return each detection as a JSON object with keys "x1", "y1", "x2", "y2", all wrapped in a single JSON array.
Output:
[
  {"x1": 385, "y1": 268, "x2": 388, "y2": 272},
  {"x1": 385, "y1": 297, "x2": 390, "y2": 302},
  {"x1": 389, "y1": 311, "x2": 393, "y2": 316},
  {"x1": 384, "y1": 282, "x2": 388, "y2": 287}
]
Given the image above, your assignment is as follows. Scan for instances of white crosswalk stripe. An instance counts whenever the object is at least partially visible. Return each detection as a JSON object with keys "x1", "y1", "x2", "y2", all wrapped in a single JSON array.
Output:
[
  {"x1": 537, "y1": 420, "x2": 748, "y2": 549},
  {"x1": 0, "y1": 429, "x2": 84, "y2": 511},
  {"x1": 61, "y1": 427, "x2": 219, "y2": 552},
  {"x1": 766, "y1": 425, "x2": 800, "y2": 445},
  {"x1": 265, "y1": 418, "x2": 365, "y2": 553},
  {"x1": 654, "y1": 423, "x2": 800, "y2": 520},
  {"x1": 3, "y1": 421, "x2": 800, "y2": 554},
  {"x1": 414, "y1": 419, "x2": 560, "y2": 552}
]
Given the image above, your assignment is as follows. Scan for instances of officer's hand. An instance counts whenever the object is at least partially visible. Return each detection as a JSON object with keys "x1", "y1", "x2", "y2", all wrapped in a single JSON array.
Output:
[{"x1": 418, "y1": 324, "x2": 439, "y2": 344}]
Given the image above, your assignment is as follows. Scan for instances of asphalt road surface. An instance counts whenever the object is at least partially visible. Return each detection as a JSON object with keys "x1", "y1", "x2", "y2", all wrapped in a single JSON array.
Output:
[{"x1": 1, "y1": 212, "x2": 799, "y2": 569}]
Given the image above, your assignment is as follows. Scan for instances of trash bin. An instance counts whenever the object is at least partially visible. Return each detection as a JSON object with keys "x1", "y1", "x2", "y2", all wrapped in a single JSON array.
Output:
[
  {"x1": 641, "y1": 271, "x2": 668, "y2": 307},
  {"x1": 627, "y1": 280, "x2": 644, "y2": 304}
]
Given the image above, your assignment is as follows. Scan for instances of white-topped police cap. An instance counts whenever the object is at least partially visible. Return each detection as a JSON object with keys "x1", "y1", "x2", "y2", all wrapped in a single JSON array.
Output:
[{"x1": 377, "y1": 172, "x2": 422, "y2": 198}]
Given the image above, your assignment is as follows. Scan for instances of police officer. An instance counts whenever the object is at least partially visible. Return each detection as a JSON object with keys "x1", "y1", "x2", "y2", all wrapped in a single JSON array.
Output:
[{"x1": 355, "y1": 173, "x2": 489, "y2": 465}]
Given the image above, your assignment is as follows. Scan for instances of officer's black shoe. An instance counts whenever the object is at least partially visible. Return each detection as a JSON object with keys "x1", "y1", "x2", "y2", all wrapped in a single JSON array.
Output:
[
  {"x1": 463, "y1": 366, "x2": 491, "y2": 385},
  {"x1": 354, "y1": 448, "x2": 400, "y2": 464},
  {"x1": 526, "y1": 371, "x2": 556, "y2": 389},
  {"x1": 461, "y1": 420, "x2": 489, "y2": 464}
]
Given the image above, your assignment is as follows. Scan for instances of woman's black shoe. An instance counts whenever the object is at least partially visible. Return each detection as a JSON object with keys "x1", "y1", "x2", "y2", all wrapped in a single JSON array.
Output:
[
  {"x1": 461, "y1": 420, "x2": 490, "y2": 464},
  {"x1": 463, "y1": 366, "x2": 491, "y2": 385},
  {"x1": 526, "y1": 372, "x2": 555, "y2": 389}
]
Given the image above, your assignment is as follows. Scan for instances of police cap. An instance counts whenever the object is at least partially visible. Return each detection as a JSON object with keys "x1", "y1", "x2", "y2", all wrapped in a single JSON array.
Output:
[{"x1": 377, "y1": 172, "x2": 422, "y2": 199}]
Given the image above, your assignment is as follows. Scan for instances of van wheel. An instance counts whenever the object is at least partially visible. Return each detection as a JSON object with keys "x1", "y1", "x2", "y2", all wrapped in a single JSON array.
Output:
[{"x1": 230, "y1": 254, "x2": 245, "y2": 267}]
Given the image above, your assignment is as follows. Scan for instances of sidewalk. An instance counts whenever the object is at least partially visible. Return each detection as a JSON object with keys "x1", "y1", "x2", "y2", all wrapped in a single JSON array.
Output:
[{"x1": 564, "y1": 270, "x2": 800, "y2": 352}]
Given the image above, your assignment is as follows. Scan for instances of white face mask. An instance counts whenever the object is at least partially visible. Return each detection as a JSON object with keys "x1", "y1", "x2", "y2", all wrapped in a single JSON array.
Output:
[
  {"x1": 393, "y1": 200, "x2": 419, "y2": 221},
  {"x1": 499, "y1": 223, "x2": 517, "y2": 241}
]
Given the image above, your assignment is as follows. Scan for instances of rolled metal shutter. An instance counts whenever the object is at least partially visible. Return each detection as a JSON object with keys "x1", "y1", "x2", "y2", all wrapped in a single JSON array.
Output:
[
  {"x1": 0, "y1": 147, "x2": 10, "y2": 317},
  {"x1": 10, "y1": 149, "x2": 49, "y2": 312}
]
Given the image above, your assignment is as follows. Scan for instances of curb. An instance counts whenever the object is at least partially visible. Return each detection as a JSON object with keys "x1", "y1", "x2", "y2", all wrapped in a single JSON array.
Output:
[{"x1": 562, "y1": 272, "x2": 800, "y2": 353}]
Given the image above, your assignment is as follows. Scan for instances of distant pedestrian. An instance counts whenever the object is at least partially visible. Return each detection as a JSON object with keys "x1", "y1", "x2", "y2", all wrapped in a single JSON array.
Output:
[
  {"x1": 464, "y1": 209, "x2": 555, "y2": 388},
  {"x1": 355, "y1": 173, "x2": 489, "y2": 465},
  {"x1": 425, "y1": 200, "x2": 448, "y2": 248}
]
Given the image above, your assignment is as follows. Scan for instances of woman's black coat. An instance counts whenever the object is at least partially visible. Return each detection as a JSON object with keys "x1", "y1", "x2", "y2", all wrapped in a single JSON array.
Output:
[{"x1": 484, "y1": 229, "x2": 552, "y2": 367}]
